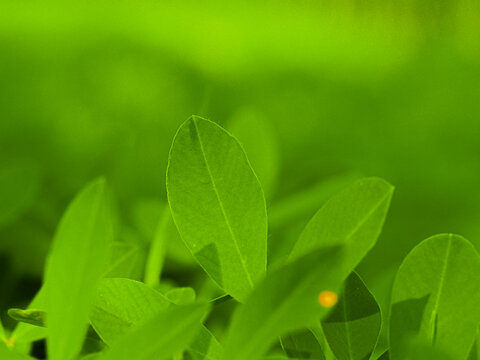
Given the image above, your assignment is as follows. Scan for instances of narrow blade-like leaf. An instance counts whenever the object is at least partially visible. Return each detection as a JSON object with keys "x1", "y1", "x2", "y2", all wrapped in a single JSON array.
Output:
[
  {"x1": 321, "y1": 272, "x2": 381, "y2": 360},
  {"x1": 144, "y1": 206, "x2": 171, "y2": 286},
  {"x1": 44, "y1": 178, "x2": 113, "y2": 360},
  {"x1": 389, "y1": 234, "x2": 480, "y2": 360},
  {"x1": 167, "y1": 116, "x2": 268, "y2": 302},
  {"x1": 223, "y1": 246, "x2": 345, "y2": 360}
]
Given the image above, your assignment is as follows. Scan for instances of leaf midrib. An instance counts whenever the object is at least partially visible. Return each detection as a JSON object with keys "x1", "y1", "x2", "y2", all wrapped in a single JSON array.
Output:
[
  {"x1": 294, "y1": 183, "x2": 392, "y2": 259},
  {"x1": 343, "y1": 187, "x2": 393, "y2": 246},
  {"x1": 193, "y1": 119, "x2": 254, "y2": 289},
  {"x1": 428, "y1": 234, "x2": 453, "y2": 343},
  {"x1": 107, "y1": 245, "x2": 137, "y2": 275}
]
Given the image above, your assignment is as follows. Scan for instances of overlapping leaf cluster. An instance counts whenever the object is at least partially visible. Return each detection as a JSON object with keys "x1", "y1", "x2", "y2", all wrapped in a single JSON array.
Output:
[{"x1": 1, "y1": 117, "x2": 479, "y2": 360}]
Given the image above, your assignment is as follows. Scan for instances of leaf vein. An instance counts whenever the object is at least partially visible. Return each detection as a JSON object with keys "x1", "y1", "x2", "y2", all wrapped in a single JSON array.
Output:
[{"x1": 193, "y1": 118, "x2": 254, "y2": 289}]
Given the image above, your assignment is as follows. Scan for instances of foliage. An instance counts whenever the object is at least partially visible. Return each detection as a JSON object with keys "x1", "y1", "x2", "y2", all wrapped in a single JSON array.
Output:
[{"x1": 1, "y1": 117, "x2": 478, "y2": 360}]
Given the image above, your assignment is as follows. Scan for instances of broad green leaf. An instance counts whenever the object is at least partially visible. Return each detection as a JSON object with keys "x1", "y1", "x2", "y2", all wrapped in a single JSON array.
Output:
[
  {"x1": 44, "y1": 178, "x2": 113, "y2": 360},
  {"x1": 188, "y1": 326, "x2": 223, "y2": 360},
  {"x1": 0, "y1": 161, "x2": 41, "y2": 229},
  {"x1": 144, "y1": 206, "x2": 171, "y2": 286},
  {"x1": 321, "y1": 272, "x2": 381, "y2": 360},
  {"x1": 268, "y1": 173, "x2": 359, "y2": 230},
  {"x1": 105, "y1": 242, "x2": 142, "y2": 279},
  {"x1": 222, "y1": 246, "x2": 345, "y2": 360},
  {"x1": 268, "y1": 173, "x2": 360, "y2": 267},
  {"x1": 8, "y1": 309, "x2": 45, "y2": 327},
  {"x1": 165, "y1": 287, "x2": 196, "y2": 305},
  {"x1": 228, "y1": 108, "x2": 280, "y2": 196},
  {"x1": 289, "y1": 177, "x2": 393, "y2": 277},
  {"x1": 90, "y1": 278, "x2": 218, "y2": 360},
  {"x1": 90, "y1": 278, "x2": 170, "y2": 344},
  {"x1": 389, "y1": 234, "x2": 480, "y2": 360},
  {"x1": 281, "y1": 329, "x2": 325, "y2": 359},
  {"x1": 101, "y1": 303, "x2": 210, "y2": 360},
  {"x1": 167, "y1": 116, "x2": 268, "y2": 302}
]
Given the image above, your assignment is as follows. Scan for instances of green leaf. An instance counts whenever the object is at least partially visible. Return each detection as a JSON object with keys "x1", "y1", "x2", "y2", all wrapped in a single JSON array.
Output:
[
  {"x1": 44, "y1": 178, "x2": 114, "y2": 360},
  {"x1": 165, "y1": 213, "x2": 198, "y2": 267},
  {"x1": 281, "y1": 329, "x2": 325, "y2": 359},
  {"x1": 10, "y1": 286, "x2": 47, "y2": 345},
  {"x1": 222, "y1": 246, "x2": 345, "y2": 360},
  {"x1": 8, "y1": 309, "x2": 45, "y2": 327},
  {"x1": 0, "y1": 161, "x2": 41, "y2": 229},
  {"x1": 389, "y1": 234, "x2": 480, "y2": 360},
  {"x1": 321, "y1": 272, "x2": 381, "y2": 360},
  {"x1": 268, "y1": 173, "x2": 360, "y2": 230},
  {"x1": 90, "y1": 278, "x2": 170, "y2": 344},
  {"x1": 90, "y1": 278, "x2": 218, "y2": 360},
  {"x1": 144, "y1": 206, "x2": 171, "y2": 286},
  {"x1": 0, "y1": 342, "x2": 35, "y2": 359},
  {"x1": 403, "y1": 340, "x2": 454, "y2": 360},
  {"x1": 81, "y1": 354, "x2": 101, "y2": 360},
  {"x1": 377, "y1": 350, "x2": 389, "y2": 359},
  {"x1": 261, "y1": 357, "x2": 306, "y2": 360},
  {"x1": 228, "y1": 108, "x2": 280, "y2": 196},
  {"x1": 101, "y1": 303, "x2": 210, "y2": 360},
  {"x1": 289, "y1": 177, "x2": 393, "y2": 277},
  {"x1": 167, "y1": 116, "x2": 268, "y2": 302},
  {"x1": 188, "y1": 325, "x2": 223, "y2": 360},
  {"x1": 105, "y1": 242, "x2": 142, "y2": 280},
  {"x1": 468, "y1": 327, "x2": 480, "y2": 360},
  {"x1": 165, "y1": 287, "x2": 196, "y2": 305}
]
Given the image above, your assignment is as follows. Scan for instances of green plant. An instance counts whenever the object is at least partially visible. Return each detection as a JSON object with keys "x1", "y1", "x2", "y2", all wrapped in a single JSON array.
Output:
[{"x1": 1, "y1": 116, "x2": 479, "y2": 360}]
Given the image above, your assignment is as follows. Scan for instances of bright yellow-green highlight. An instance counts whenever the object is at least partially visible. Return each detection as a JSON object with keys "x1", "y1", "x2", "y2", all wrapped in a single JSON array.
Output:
[{"x1": 2, "y1": 336, "x2": 14, "y2": 348}]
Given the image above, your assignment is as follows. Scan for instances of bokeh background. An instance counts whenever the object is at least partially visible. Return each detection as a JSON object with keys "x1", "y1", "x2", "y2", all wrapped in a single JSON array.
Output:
[{"x1": 1, "y1": 0, "x2": 479, "y2": 356}]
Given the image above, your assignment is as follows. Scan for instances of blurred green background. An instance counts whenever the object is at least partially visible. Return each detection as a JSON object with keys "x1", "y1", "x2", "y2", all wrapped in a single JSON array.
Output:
[{"x1": 1, "y1": 0, "x2": 479, "y2": 355}]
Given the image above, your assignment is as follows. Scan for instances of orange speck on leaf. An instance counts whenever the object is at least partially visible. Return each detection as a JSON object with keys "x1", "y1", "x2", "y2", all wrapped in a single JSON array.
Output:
[{"x1": 318, "y1": 290, "x2": 338, "y2": 308}]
